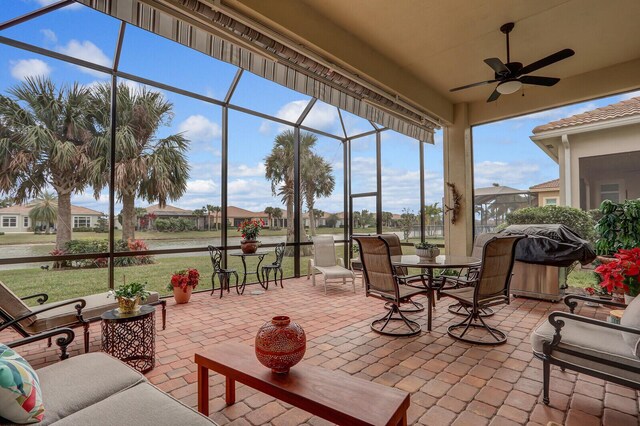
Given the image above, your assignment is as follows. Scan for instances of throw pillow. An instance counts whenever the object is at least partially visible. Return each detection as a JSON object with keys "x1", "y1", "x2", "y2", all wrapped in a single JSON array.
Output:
[
  {"x1": 620, "y1": 296, "x2": 640, "y2": 356},
  {"x1": 0, "y1": 344, "x2": 44, "y2": 423}
]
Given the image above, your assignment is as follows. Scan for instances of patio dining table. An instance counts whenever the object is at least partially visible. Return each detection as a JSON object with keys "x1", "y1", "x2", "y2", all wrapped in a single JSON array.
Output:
[{"x1": 390, "y1": 255, "x2": 481, "y2": 331}]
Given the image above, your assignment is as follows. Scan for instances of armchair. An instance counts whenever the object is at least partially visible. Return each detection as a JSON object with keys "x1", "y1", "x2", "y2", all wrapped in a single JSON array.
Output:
[
  {"x1": 7, "y1": 327, "x2": 75, "y2": 361},
  {"x1": 531, "y1": 294, "x2": 640, "y2": 405}
]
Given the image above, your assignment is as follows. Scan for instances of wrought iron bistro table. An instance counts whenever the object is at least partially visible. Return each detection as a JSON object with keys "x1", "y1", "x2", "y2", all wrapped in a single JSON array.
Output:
[
  {"x1": 390, "y1": 255, "x2": 481, "y2": 332},
  {"x1": 101, "y1": 305, "x2": 156, "y2": 373},
  {"x1": 230, "y1": 250, "x2": 271, "y2": 293}
]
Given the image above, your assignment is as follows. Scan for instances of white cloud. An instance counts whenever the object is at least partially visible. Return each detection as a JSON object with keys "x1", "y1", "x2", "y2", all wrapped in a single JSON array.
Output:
[
  {"x1": 178, "y1": 115, "x2": 222, "y2": 142},
  {"x1": 10, "y1": 59, "x2": 51, "y2": 81},
  {"x1": 35, "y1": 0, "x2": 83, "y2": 9},
  {"x1": 230, "y1": 163, "x2": 266, "y2": 178},
  {"x1": 473, "y1": 160, "x2": 541, "y2": 189},
  {"x1": 263, "y1": 100, "x2": 341, "y2": 135},
  {"x1": 187, "y1": 179, "x2": 218, "y2": 194},
  {"x1": 618, "y1": 90, "x2": 640, "y2": 101},
  {"x1": 57, "y1": 40, "x2": 111, "y2": 77},
  {"x1": 40, "y1": 29, "x2": 57, "y2": 43}
]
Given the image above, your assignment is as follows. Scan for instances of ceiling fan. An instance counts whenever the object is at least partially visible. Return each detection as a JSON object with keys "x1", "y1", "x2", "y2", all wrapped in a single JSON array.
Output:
[{"x1": 450, "y1": 22, "x2": 575, "y2": 102}]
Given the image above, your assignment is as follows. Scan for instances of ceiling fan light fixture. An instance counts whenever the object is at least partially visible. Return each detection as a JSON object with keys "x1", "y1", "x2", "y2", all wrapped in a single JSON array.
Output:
[{"x1": 496, "y1": 80, "x2": 522, "y2": 95}]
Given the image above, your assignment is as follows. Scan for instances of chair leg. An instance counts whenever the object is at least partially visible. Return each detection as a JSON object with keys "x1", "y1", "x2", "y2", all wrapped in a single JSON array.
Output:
[
  {"x1": 543, "y1": 359, "x2": 551, "y2": 405},
  {"x1": 306, "y1": 260, "x2": 312, "y2": 280},
  {"x1": 161, "y1": 300, "x2": 166, "y2": 330},
  {"x1": 370, "y1": 304, "x2": 421, "y2": 337},
  {"x1": 219, "y1": 273, "x2": 225, "y2": 299},
  {"x1": 279, "y1": 268, "x2": 283, "y2": 288},
  {"x1": 264, "y1": 268, "x2": 270, "y2": 290},
  {"x1": 83, "y1": 322, "x2": 90, "y2": 353},
  {"x1": 351, "y1": 276, "x2": 355, "y2": 293},
  {"x1": 311, "y1": 269, "x2": 316, "y2": 287},
  {"x1": 233, "y1": 272, "x2": 240, "y2": 294},
  {"x1": 446, "y1": 306, "x2": 507, "y2": 345},
  {"x1": 47, "y1": 337, "x2": 52, "y2": 348},
  {"x1": 210, "y1": 273, "x2": 216, "y2": 296}
]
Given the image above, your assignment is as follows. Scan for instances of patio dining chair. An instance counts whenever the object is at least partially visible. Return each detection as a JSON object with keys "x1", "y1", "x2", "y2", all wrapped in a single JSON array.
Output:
[
  {"x1": 439, "y1": 235, "x2": 524, "y2": 345},
  {"x1": 352, "y1": 235, "x2": 429, "y2": 336},
  {"x1": 207, "y1": 246, "x2": 239, "y2": 298},
  {"x1": 261, "y1": 242, "x2": 285, "y2": 289},
  {"x1": 0, "y1": 280, "x2": 165, "y2": 354},
  {"x1": 307, "y1": 235, "x2": 355, "y2": 294}
]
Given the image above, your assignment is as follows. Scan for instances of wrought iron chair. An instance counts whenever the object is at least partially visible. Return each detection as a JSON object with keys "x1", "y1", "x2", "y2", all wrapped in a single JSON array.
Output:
[
  {"x1": 261, "y1": 242, "x2": 286, "y2": 289},
  {"x1": 439, "y1": 235, "x2": 524, "y2": 345},
  {"x1": 307, "y1": 235, "x2": 355, "y2": 294},
  {"x1": 352, "y1": 235, "x2": 429, "y2": 337},
  {"x1": 207, "y1": 246, "x2": 239, "y2": 298}
]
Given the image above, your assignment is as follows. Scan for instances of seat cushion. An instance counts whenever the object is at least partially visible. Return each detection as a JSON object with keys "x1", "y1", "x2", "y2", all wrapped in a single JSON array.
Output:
[
  {"x1": 51, "y1": 383, "x2": 217, "y2": 426},
  {"x1": 620, "y1": 295, "x2": 640, "y2": 356},
  {"x1": 28, "y1": 292, "x2": 159, "y2": 333},
  {"x1": 0, "y1": 344, "x2": 44, "y2": 424},
  {"x1": 531, "y1": 317, "x2": 640, "y2": 383},
  {"x1": 314, "y1": 265, "x2": 355, "y2": 279},
  {"x1": 37, "y1": 353, "x2": 145, "y2": 425}
]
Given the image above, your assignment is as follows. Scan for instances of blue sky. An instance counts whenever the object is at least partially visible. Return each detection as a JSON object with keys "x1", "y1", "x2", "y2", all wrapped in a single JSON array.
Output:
[{"x1": 1, "y1": 1, "x2": 638, "y2": 216}]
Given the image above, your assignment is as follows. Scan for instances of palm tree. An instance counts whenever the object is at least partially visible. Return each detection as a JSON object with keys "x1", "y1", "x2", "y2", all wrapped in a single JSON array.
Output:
[
  {"x1": 211, "y1": 205, "x2": 221, "y2": 231},
  {"x1": 264, "y1": 206, "x2": 274, "y2": 229},
  {"x1": 29, "y1": 192, "x2": 58, "y2": 234},
  {"x1": 89, "y1": 82, "x2": 190, "y2": 241},
  {"x1": 264, "y1": 130, "x2": 316, "y2": 246},
  {"x1": 205, "y1": 204, "x2": 215, "y2": 231},
  {"x1": 0, "y1": 77, "x2": 95, "y2": 250},
  {"x1": 382, "y1": 211, "x2": 394, "y2": 228},
  {"x1": 302, "y1": 154, "x2": 335, "y2": 236},
  {"x1": 272, "y1": 207, "x2": 283, "y2": 230}
]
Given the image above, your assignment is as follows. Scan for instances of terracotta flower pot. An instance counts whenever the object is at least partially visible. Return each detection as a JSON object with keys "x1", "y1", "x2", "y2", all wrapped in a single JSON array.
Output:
[
  {"x1": 255, "y1": 316, "x2": 306, "y2": 374},
  {"x1": 241, "y1": 240, "x2": 259, "y2": 254},
  {"x1": 173, "y1": 286, "x2": 193, "y2": 304}
]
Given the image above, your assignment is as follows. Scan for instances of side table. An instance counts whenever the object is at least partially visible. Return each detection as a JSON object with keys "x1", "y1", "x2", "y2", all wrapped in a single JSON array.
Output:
[{"x1": 101, "y1": 304, "x2": 156, "y2": 373}]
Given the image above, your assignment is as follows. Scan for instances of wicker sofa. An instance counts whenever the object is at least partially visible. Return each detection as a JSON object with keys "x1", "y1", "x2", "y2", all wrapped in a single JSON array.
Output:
[{"x1": 4, "y1": 329, "x2": 217, "y2": 425}]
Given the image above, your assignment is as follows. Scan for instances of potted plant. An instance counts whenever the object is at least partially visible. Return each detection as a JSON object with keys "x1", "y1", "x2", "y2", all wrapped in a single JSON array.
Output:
[
  {"x1": 595, "y1": 248, "x2": 640, "y2": 304},
  {"x1": 168, "y1": 268, "x2": 200, "y2": 304},
  {"x1": 238, "y1": 219, "x2": 264, "y2": 254},
  {"x1": 415, "y1": 242, "x2": 440, "y2": 259},
  {"x1": 108, "y1": 281, "x2": 150, "y2": 314}
]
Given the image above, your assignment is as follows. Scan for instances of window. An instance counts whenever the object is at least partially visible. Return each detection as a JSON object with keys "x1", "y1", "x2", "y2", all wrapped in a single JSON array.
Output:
[
  {"x1": 2, "y1": 216, "x2": 17, "y2": 228},
  {"x1": 544, "y1": 197, "x2": 558, "y2": 206},
  {"x1": 23, "y1": 217, "x2": 29, "y2": 228},
  {"x1": 74, "y1": 216, "x2": 92, "y2": 228},
  {"x1": 600, "y1": 183, "x2": 620, "y2": 203}
]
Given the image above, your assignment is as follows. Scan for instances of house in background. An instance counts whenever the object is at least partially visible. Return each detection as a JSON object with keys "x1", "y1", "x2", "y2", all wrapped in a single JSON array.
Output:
[
  {"x1": 0, "y1": 204, "x2": 103, "y2": 233},
  {"x1": 529, "y1": 179, "x2": 560, "y2": 207},
  {"x1": 302, "y1": 211, "x2": 344, "y2": 228},
  {"x1": 531, "y1": 97, "x2": 640, "y2": 209},
  {"x1": 226, "y1": 206, "x2": 269, "y2": 228}
]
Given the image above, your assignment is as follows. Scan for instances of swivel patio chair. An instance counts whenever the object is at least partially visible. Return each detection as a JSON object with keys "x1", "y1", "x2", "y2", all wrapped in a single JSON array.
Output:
[
  {"x1": 207, "y1": 245, "x2": 239, "y2": 298},
  {"x1": 439, "y1": 235, "x2": 524, "y2": 345},
  {"x1": 532, "y1": 294, "x2": 640, "y2": 405},
  {"x1": 0, "y1": 280, "x2": 165, "y2": 354},
  {"x1": 307, "y1": 235, "x2": 355, "y2": 294},
  {"x1": 261, "y1": 242, "x2": 285, "y2": 289},
  {"x1": 352, "y1": 235, "x2": 430, "y2": 337}
]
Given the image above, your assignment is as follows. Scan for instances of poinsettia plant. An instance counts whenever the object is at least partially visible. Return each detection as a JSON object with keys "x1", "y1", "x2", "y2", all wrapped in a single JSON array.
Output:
[
  {"x1": 595, "y1": 248, "x2": 640, "y2": 296},
  {"x1": 237, "y1": 219, "x2": 264, "y2": 241},
  {"x1": 167, "y1": 268, "x2": 200, "y2": 293}
]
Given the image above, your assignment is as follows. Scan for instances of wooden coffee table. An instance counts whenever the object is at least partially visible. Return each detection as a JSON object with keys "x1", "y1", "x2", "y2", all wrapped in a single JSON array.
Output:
[{"x1": 195, "y1": 343, "x2": 410, "y2": 426}]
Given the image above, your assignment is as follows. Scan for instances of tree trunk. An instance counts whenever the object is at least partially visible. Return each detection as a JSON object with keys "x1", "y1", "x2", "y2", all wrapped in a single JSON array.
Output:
[
  {"x1": 56, "y1": 191, "x2": 72, "y2": 251},
  {"x1": 122, "y1": 193, "x2": 136, "y2": 241},
  {"x1": 308, "y1": 205, "x2": 316, "y2": 236},
  {"x1": 207, "y1": 215, "x2": 210, "y2": 231}
]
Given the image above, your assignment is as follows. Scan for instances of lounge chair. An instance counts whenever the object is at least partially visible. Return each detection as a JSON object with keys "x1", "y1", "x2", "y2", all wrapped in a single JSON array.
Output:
[{"x1": 307, "y1": 235, "x2": 355, "y2": 294}]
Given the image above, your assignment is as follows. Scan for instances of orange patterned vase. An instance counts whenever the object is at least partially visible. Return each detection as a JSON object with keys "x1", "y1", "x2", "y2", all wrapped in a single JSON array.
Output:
[{"x1": 255, "y1": 316, "x2": 306, "y2": 374}]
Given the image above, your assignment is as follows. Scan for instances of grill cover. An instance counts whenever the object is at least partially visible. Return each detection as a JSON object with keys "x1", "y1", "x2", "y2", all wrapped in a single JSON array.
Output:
[{"x1": 500, "y1": 224, "x2": 596, "y2": 267}]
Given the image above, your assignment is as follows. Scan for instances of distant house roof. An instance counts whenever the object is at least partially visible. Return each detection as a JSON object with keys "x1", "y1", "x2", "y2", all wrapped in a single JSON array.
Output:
[
  {"x1": 227, "y1": 206, "x2": 268, "y2": 219},
  {"x1": 0, "y1": 203, "x2": 103, "y2": 215},
  {"x1": 529, "y1": 178, "x2": 560, "y2": 191},
  {"x1": 533, "y1": 96, "x2": 640, "y2": 133},
  {"x1": 474, "y1": 185, "x2": 528, "y2": 197},
  {"x1": 145, "y1": 204, "x2": 193, "y2": 216}
]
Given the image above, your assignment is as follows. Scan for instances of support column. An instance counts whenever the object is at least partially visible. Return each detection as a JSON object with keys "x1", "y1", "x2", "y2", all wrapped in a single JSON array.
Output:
[{"x1": 443, "y1": 103, "x2": 473, "y2": 256}]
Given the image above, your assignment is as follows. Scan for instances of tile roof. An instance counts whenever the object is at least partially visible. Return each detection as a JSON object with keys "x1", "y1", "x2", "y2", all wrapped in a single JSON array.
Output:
[
  {"x1": 529, "y1": 178, "x2": 560, "y2": 190},
  {"x1": 0, "y1": 204, "x2": 103, "y2": 215},
  {"x1": 145, "y1": 204, "x2": 193, "y2": 215},
  {"x1": 533, "y1": 96, "x2": 640, "y2": 133}
]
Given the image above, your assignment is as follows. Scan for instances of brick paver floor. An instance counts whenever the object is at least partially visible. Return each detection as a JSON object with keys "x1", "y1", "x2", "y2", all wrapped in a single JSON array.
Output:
[{"x1": 6, "y1": 277, "x2": 639, "y2": 425}]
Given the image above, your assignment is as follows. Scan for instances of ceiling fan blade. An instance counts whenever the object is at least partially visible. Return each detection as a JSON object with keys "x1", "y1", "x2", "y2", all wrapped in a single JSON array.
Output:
[
  {"x1": 484, "y1": 58, "x2": 509, "y2": 75},
  {"x1": 450, "y1": 79, "x2": 499, "y2": 92},
  {"x1": 520, "y1": 75, "x2": 560, "y2": 86},
  {"x1": 519, "y1": 49, "x2": 575, "y2": 75},
  {"x1": 487, "y1": 88, "x2": 501, "y2": 103}
]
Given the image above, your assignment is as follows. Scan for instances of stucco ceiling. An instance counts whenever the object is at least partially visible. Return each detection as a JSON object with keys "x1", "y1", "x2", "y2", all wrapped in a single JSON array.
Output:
[{"x1": 226, "y1": 0, "x2": 640, "y2": 124}]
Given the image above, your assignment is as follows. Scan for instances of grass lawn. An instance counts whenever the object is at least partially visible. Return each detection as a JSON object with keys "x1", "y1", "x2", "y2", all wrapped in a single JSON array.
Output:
[{"x1": 566, "y1": 268, "x2": 598, "y2": 288}]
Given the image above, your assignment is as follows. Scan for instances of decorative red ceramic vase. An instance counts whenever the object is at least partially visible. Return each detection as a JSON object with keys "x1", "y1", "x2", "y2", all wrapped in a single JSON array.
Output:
[
  {"x1": 255, "y1": 316, "x2": 306, "y2": 374},
  {"x1": 241, "y1": 240, "x2": 259, "y2": 254}
]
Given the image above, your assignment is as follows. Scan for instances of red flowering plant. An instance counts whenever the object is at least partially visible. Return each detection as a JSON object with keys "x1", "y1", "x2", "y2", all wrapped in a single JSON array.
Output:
[
  {"x1": 595, "y1": 248, "x2": 640, "y2": 297},
  {"x1": 237, "y1": 219, "x2": 264, "y2": 241},
  {"x1": 167, "y1": 268, "x2": 200, "y2": 293}
]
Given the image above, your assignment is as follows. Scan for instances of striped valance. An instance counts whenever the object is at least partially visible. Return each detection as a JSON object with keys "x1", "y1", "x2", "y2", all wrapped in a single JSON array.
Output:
[{"x1": 77, "y1": 0, "x2": 437, "y2": 142}]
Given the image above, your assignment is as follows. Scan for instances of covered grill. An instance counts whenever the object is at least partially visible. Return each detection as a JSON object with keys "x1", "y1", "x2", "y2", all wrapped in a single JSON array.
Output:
[{"x1": 499, "y1": 224, "x2": 596, "y2": 301}]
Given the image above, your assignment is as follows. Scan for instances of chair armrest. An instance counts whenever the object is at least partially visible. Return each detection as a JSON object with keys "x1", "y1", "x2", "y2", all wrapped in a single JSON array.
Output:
[
  {"x1": 544, "y1": 311, "x2": 640, "y2": 353},
  {"x1": 20, "y1": 293, "x2": 49, "y2": 305},
  {"x1": 0, "y1": 298, "x2": 88, "y2": 332},
  {"x1": 564, "y1": 294, "x2": 627, "y2": 313},
  {"x1": 7, "y1": 328, "x2": 75, "y2": 360},
  {"x1": 337, "y1": 258, "x2": 345, "y2": 267}
]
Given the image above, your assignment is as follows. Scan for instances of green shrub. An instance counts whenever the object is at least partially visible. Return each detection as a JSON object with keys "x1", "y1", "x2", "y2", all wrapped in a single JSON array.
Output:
[
  {"x1": 72, "y1": 227, "x2": 93, "y2": 232},
  {"x1": 62, "y1": 238, "x2": 153, "y2": 268},
  {"x1": 595, "y1": 199, "x2": 640, "y2": 255},
  {"x1": 505, "y1": 205, "x2": 596, "y2": 241},
  {"x1": 154, "y1": 217, "x2": 196, "y2": 232}
]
